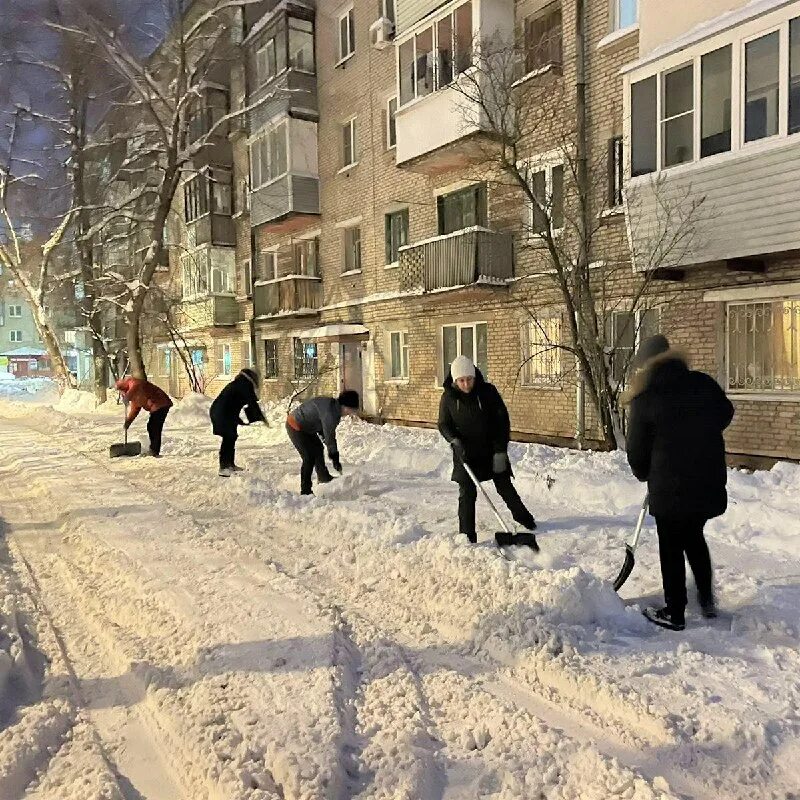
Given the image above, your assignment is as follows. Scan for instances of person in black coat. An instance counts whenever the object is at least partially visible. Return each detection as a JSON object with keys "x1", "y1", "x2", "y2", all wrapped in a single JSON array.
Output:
[
  {"x1": 438, "y1": 355, "x2": 537, "y2": 544},
  {"x1": 210, "y1": 368, "x2": 266, "y2": 476},
  {"x1": 625, "y1": 335, "x2": 735, "y2": 630}
]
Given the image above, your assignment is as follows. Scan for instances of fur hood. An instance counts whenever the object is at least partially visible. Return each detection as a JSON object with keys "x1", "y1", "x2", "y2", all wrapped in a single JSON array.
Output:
[{"x1": 621, "y1": 347, "x2": 689, "y2": 405}]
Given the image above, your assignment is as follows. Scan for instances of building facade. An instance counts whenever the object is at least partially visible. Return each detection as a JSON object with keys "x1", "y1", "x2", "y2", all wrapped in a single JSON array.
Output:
[{"x1": 133, "y1": 0, "x2": 800, "y2": 464}]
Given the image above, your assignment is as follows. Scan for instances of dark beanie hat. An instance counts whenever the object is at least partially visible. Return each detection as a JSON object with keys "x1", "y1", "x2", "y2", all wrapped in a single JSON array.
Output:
[
  {"x1": 337, "y1": 389, "x2": 360, "y2": 409},
  {"x1": 632, "y1": 334, "x2": 670, "y2": 371},
  {"x1": 240, "y1": 368, "x2": 260, "y2": 383}
]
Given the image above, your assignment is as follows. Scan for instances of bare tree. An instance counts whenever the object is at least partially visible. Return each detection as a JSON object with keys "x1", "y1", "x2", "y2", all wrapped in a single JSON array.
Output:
[
  {"x1": 51, "y1": 0, "x2": 286, "y2": 382},
  {"x1": 449, "y1": 4, "x2": 703, "y2": 448}
]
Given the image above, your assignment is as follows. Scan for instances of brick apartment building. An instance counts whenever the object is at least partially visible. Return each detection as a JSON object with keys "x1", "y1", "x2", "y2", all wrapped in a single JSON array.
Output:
[{"x1": 139, "y1": 0, "x2": 800, "y2": 464}]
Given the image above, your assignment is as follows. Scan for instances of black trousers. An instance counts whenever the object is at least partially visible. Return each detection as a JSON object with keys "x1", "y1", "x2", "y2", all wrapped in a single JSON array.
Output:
[
  {"x1": 457, "y1": 473, "x2": 535, "y2": 537},
  {"x1": 218, "y1": 433, "x2": 238, "y2": 469},
  {"x1": 654, "y1": 515, "x2": 713, "y2": 618},
  {"x1": 147, "y1": 407, "x2": 169, "y2": 456},
  {"x1": 286, "y1": 424, "x2": 332, "y2": 493}
]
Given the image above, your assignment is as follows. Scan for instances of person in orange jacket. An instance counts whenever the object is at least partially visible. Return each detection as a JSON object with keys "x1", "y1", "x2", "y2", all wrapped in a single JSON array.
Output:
[{"x1": 115, "y1": 377, "x2": 173, "y2": 457}]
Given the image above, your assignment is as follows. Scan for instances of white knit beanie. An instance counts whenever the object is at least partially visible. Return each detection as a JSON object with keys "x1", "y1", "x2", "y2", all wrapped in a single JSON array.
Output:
[{"x1": 450, "y1": 355, "x2": 476, "y2": 381}]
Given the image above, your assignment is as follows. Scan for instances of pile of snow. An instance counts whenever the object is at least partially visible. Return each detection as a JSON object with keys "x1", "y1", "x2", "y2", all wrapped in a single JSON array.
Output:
[
  {"x1": 169, "y1": 391, "x2": 212, "y2": 427},
  {"x1": 0, "y1": 371, "x2": 15, "y2": 381},
  {"x1": 0, "y1": 377, "x2": 57, "y2": 400}
]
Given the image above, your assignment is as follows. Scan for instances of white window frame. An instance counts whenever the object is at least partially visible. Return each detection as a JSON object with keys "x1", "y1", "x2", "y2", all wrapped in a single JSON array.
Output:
[
  {"x1": 521, "y1": 315, "x2": 563, "y2": 387},
  {"x1": 9, "y1": 330, "x2": 22, "y2": 342},
  {"x1": 612, "y1": 0, "x2": 638, "y2": 33},
  {"x1": 250, "y1": 122, "x2": 288, "y2": 190},
  {"x1": 441, "y1": 321, "x2": 488, "y2": 379},
  {"x1": 521, "y1": 151, "x2": 565, "y2": 239},
  {"x1": 338, "y1": 5, "x2": 355, "y2": 64},
  {"x1": 386, "y1": 96, "x2": 398, "y2": 149},
  {"x1": 661, "y1": 62, "x2": 696, "y2": 167},
  {"x1": 626, "y1": 8, "x2": 800, "y2": 178},
  {"x1": 221, "y1": 343, "x2": 232, "y2": 377},
  {"x1": 8, "y1": 305, "x2": 22, "y2": 318},
  {"x1": 725, "y1": 297, "x2": 800, "y2": 395},
  {"x1": 341, "y1": 117, "x2": 358, "y2": 169},
  {"x1": 387, "y1": 330, "x2": 410, "y2": 380}
]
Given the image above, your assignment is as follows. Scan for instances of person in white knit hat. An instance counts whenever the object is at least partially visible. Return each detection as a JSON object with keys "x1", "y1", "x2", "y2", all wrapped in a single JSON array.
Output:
[{"x1": 437, "y1": 354, "x2": 537, "y2": 545}]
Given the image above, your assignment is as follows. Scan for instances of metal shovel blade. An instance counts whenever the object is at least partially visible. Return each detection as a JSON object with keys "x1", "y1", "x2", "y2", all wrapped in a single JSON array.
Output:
[
  {"x1": 612, "y1": 545, "x2": 636, "y2": 591},
  {"x1": 109, "y1": 441, "x2": 142, "y2": 458}
]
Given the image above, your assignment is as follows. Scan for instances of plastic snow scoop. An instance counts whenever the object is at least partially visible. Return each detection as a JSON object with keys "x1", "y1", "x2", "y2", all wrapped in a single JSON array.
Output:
[
  {"x1": 460, "y1": 459, "x2": 539, "y2": 552},
  {"x1": 110, "y1": 402, "x2": 141, "y2": 458},
  {"x1": 612, "y1": 492, "x2": 649, "y2": 591}
]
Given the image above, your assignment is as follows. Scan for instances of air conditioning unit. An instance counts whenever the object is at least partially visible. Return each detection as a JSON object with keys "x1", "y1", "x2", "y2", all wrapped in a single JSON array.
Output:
[{"x1": 370, "y1": 17, "x2": 394, "y2": 50}]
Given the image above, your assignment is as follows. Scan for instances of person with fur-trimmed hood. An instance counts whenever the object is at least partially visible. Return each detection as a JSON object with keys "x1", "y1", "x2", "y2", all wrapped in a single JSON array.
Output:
[
  {"x1": 438, "y1": 355, "x2": 537, "y2": 545},
  {"x1": 286, "y1": 390, "x2": 361, "y2": 495},
  {"x1": 624, "y1": 335, "x2": 734, "y2": 631},
  {"x1": 210, "y1": 368, "x2": 266, "y2": 477}
]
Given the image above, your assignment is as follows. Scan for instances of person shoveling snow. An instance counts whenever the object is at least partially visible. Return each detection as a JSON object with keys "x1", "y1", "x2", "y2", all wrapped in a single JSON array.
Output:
[
  {"x1": 115, "y1": 377, "x2": 173, "y2": 457},
  {"x1": 438, "y1": 355, "x2": 537, "y2": 547},
  {"x1": 285, "y1": 390, "x2": 360, "y2": 495},
  {"x1": 210, "y1": 368, "x2": 267, "y2": 477},
  {"x1": 624, "y1": 335, "x2": 735, "y2": 631}
]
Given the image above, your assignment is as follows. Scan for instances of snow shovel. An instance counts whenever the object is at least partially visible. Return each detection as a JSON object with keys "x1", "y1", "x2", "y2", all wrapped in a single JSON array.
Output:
[
  {"x1": 110, "y1": 402, "x2": 141, "y2": 458},
  {"x1": 612, "y1": 493, "x2": 649, "y2": 591},
  {"x1": 460, "y1": 459, "x2": 539, "y2": 552}
]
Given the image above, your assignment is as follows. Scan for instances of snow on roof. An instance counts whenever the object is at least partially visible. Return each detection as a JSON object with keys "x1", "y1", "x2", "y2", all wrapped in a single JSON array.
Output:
[
  {"x1": 0, "y1": 346, "x2": 48, "y2": 358},
  {"x1": 296, "y1": 324, "x2": 369, "y2": 340},
  {"x1": 622, "y1": 0, "x2": 796, "y2": 74}
]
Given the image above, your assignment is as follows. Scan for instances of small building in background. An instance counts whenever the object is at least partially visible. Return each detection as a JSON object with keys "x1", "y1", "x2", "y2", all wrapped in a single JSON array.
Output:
[{"x1": 0, "y1": 346, "x2": 52, "y2": 378}]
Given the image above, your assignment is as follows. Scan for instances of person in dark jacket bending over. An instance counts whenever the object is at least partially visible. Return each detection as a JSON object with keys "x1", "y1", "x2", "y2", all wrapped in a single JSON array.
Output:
[
  {"x1": 116, "y1": 377, "x2": 173, "y2": 457},
  {"x1": 210, "y1": 368, "x2": 266, "y2": 477},
  {"x1": 286, "y1": 390, "x2": 360, "y2": 495},
  {"x1": 625, "y1": 335, "x2": 734, "y2": 631},
  {"x1": 438, "y1": 355, "x2": 537, "y2": 545}
]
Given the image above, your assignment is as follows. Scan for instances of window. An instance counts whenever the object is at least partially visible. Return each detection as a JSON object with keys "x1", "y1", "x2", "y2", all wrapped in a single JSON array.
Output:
[
  {"x1": 183, "y1": 168, "x2": 231, "y2": 221},
  {"x1": 343, "y1": 226, "x2": 361, "y2": 272},
  {"x1": 181, "y1": 252, "x2": 234, "y2": 298},
  {"x1": 342, "y1": 118, "x2": 358, "y2": 168},
  {"x1": 158, "y1": 348, "x2": 171, "y2": 378},
  {"x1": 386, "y1": 96, "x2": 398, "y2": 148},
  {"x1": 242, "y1": 259, "x2": 253, "y2": 296},
  {"x1": 524, "y1": 4, "x2": 562, "y2": 74},
  {"x1": 388, "y1": 331, "x2": 410, "y2": 379},
  {"x1": 293, "y1": 338, "x2": 318, "y2": 378},
  {"x1": 9, "y1": 330, "x2": 22, "y2": 342},
  {"x1": 187, "y1": 88, "x2": 228, "y2": 142},
  {"x1": 220, "y1": 343, "x2": 232, "y2": 376},
  {"x1": 256, "y1": 33, "x2": 286, "y2": 85},
  {"x1": 381, "y1": 0, "x2": 395, "y2": 25},
  {"x1": 442, "y1": 322, "x2": 488, "y2": 378},
  {"x1": 338, "y1": 6, "x2": 355, "y2": 62},
  {"x1": 790, "y1": 19, "x2": 800, "y2": 134},
  {"x1": 263, "y1": 250, "x2": 278, "y2": 281},
  {"x1": 397, "y1": 1, "x2": 473, "y2": 107},
  {"x1": 630, "y1": 76, "x2": 657, "y2": 176},
  {"x1": 191, "y1": 348, "x2": 206, "y2": 367},
  {"x1": 289, "y1": 18, "x2": 315, "y2": 72},
  {"x1": 250, "y1": 123, "x2": 287, "y2": 189},
  {"x1": 437, "y1": 183, "x2": 487, "y2": 235},
  {"x1": 264, "y1": 339, "x2": 279, "y2": 378},
  {"x1": 604, "y1": 308, "x2": 660, "y2": 384},
  {"x1": 385, "y1": 209, "x2": 409, "y2": 264},
  {"x1": 8, "y1": 305, "x2": 22, "y2": 318},
  {"x1": 613, "y1": 0, "x2": 637, "y2": 31},
  {"x1": 745, "y1": 31, "x2": 780, "y2": 142},
  {"x1": 701, "y1": 46, "x2": 732, "y2": 157},
  {"x1": 727, "y1": 300, "x2": 800, "y2": 392},
  {"x1": 662, "y1": 64, "x2": 694, "y2": 167},
  {"x1": 608, "y1": 136, "x2": 624, "y2": 207},
  {"x1": 293, "y1": 238, "x2": 319, "y2": 276},
  {"x1": 527, "y1": 161, "x2": 564, "y2": 235},
  {"x1": 522, "y1": 317, "x2": 562, "y2": 385},
  {"x1": 241, "y1": 339, "x2": 254, "y2": 370}
]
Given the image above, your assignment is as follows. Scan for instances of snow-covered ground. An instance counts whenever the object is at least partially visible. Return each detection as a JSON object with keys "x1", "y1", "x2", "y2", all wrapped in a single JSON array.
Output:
[{"x1": 0, "y1": 387, "x2": 798, "y2": 800}]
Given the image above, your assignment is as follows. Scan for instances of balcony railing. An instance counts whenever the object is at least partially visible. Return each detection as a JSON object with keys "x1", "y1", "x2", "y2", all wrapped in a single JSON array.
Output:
[
  {"x1": 399, "y1": 228, "x2": 513, "y2": 292},
  {"x1": 253, "y1": 276, "x2": 322, "y2": 317},
  {"x1": 179, "y1": 294, "x2": 239, "y2": 328}
]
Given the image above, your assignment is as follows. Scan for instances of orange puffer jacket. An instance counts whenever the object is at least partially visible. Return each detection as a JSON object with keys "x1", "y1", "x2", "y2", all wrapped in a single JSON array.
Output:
[{"x1": 115, "y1": 378, "x2": 173, "y2": 424}]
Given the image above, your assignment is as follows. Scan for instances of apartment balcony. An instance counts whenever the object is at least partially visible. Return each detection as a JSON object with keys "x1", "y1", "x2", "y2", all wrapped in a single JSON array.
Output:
[
  {"x1": 398, "y1": 227, "x2": 513, "y2": 293},
  {"x1": 178, "y1": 294, "x2": 239, "y2": 329},
  {"x1": 190, "y1": 213, "x2": 236, "y2": 247},
  {"x1": 253, "y1": 276, "x2": 322, "y2": 317},
  {"x1": 394, "y1": 0, "x2": 514, "y2": 174}
]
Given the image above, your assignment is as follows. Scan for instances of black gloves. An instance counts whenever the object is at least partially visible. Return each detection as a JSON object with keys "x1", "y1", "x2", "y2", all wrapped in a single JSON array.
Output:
[{"x1": 450, "y1": 438, "x2": 466, "y2": 461}]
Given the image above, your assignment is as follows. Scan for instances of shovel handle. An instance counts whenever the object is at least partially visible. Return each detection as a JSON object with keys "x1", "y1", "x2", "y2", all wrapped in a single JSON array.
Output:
[
  {"x1": 460, "y1": 457, "x2": 513, "y2": 535},
  {"x1": 627, "y1": 493, "x2": 649, "y2": 551}
]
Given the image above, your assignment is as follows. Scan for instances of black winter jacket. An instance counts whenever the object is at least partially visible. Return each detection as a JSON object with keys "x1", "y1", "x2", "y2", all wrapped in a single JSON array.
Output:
[
  {"x1": 209, "y1": 373, "x2": 265, "y2": 437},
  {"x1": 625, "y1": 351, "x2": 734, "y2": 520},
  {"x1": 438, "y1": 369, "x2": 512, "y2": 483}
]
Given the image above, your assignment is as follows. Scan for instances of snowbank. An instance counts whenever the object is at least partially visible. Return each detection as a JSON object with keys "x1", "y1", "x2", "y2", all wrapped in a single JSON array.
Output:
[{"x1": 169, "y1": 391, "x2": 212, "y2": 427}]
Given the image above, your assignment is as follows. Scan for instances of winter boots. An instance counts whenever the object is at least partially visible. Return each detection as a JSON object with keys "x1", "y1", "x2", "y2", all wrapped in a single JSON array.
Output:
[{"x1": 643, "y1": 606, "x2": 686, "y2": 631}]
